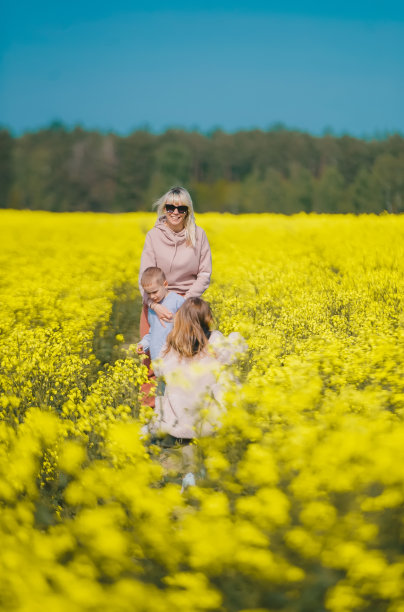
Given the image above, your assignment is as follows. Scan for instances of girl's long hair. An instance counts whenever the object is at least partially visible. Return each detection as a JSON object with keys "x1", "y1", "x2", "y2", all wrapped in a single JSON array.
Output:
[
  {"x1": 164, "y1": 298, "x2": 214, "y2": 358},
  {"x1": 153, "y1": 186, "x2": 196, "y2": 247}
]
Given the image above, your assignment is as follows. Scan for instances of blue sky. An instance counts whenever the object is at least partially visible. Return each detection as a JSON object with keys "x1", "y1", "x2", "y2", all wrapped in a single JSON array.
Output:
[{"x1": 1, "y1": 1, "x2": 403, "y2": 136}]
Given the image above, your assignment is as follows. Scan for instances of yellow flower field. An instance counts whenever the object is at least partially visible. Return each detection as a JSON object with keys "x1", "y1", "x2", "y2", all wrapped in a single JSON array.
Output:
[{"x1": 0, "y1": 210, "x2": 403, "y2": 611}]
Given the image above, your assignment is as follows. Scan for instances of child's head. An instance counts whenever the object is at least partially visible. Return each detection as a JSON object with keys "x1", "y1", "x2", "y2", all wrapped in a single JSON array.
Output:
[
  {"x1": 165, "y1": 297, "x2": 214, "y2": 358},
  {"x1": 141, "y1": 267, "x2": 168, "y2": 303}
]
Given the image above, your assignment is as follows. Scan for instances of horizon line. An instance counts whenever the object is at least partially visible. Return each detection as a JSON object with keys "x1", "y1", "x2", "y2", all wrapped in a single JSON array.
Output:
[{"x1": 1, "y1": 120, "x2": 403, "y2": 142}]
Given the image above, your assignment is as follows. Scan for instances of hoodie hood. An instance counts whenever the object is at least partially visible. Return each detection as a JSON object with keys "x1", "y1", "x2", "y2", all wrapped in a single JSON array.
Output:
[
  {"x1": 154, "y1": 216, "x2": 187, "y2": 246},
  {"x1": 154, "y1": 216, "x2": 187, "y2": 271}
]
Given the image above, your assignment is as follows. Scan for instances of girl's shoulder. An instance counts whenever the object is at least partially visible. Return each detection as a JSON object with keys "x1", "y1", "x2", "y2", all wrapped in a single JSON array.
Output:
[
  {"x1": 208, "y1": 330, "x2": 224, "y2": 344},
  {"x1": 208, "y1": 330, "x2": 248, "y2": 364}
]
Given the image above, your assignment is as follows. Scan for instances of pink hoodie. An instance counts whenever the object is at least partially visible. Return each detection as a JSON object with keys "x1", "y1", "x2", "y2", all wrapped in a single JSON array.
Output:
[{"x1": 139, "y1": 216, "x2": 212, "y2": 306}]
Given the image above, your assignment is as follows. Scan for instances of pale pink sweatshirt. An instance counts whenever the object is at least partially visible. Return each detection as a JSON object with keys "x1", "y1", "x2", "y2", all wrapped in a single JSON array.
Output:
[
  {"x1": 151, "y1": 331, "x2": 247, "y2": 439},
  {"x1": 139, "y1": 216, "x2": 212, "y2": 306}
]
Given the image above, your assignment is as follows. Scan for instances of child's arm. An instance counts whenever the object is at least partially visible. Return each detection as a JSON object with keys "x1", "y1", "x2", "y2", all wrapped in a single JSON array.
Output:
[
  {"x1": 211, "y1": 331, "x2": 248, "y2": 365},
  {"x1": 137, "y1": 333, "x2": 151, "y2": 353}
]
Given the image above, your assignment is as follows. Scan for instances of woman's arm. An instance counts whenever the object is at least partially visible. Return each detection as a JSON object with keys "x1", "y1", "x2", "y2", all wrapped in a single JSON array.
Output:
[
  {"x1": 150, "y1": 302, "x2": 173, "y2": 325},
  {"x1": 186, "y1": 229, "x2": 212, "y2": 298},
  {"x1": 138, "y1": 233, "x2": 157, "y2": 306}
]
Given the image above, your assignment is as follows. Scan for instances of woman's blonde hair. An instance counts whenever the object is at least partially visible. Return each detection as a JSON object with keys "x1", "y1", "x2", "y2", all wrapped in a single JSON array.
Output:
[
  {"x1": 164, "y1": 297, "x2": 214, "y2": 358},
  {"x1": 153, "y1": 186, "x2": 196, "y2": 247}
]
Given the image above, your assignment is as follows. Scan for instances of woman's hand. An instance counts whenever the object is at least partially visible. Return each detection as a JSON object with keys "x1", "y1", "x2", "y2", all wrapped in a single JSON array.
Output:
[{"x1": 151, "y1": 302, "x2": 173, "y2": 327}]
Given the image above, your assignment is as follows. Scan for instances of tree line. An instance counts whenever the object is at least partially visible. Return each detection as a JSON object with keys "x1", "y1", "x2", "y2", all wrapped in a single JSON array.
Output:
[{"x1": 0, "y1": 124, "x2": 403, "y2": 214}]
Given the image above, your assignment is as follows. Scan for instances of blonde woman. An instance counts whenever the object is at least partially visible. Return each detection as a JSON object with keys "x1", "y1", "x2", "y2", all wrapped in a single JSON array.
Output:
[{"x1": 139, "y1": 187, "x2": 212, "y2": 338}]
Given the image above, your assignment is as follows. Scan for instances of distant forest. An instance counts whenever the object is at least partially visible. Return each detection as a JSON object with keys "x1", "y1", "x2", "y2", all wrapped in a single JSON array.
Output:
[{"x1": 1, "y1": 124, "x2": 403, "y2": 214}]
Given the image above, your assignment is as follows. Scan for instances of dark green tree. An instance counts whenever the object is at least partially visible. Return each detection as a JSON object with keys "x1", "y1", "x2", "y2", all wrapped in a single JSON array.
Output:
[
  {"x1": 372, "y1": 154, "x2": 404, "y2": 213},
  {"x1": 4, "y1": 125, "x2": 404, "y2": 214},
  {"x1": 347, "y1": 168, "x2": 380, "y2": 214},
  {"x1": 0, "y1": 130, "x2": 14, "y2": 208},
  {"x1": 315, "y1": 167, "x2": 345, "y2": 213}
]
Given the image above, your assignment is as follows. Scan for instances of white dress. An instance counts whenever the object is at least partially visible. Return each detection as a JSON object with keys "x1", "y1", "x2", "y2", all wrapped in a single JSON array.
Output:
[{"x1": 151, "y1": 331, "x2": 246, "y2": 439}]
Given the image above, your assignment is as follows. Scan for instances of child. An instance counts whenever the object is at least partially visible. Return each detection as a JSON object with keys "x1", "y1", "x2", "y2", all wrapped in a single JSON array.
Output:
[
  {"x1": 138, "y1": 266, "x2": 185, "y2": 361},
  {"x1": 148, "y1": 297, "x2": 247, "y2": 490},
  {"x1": 152, "y1": 297, "x2": 246, "y2": 438}
]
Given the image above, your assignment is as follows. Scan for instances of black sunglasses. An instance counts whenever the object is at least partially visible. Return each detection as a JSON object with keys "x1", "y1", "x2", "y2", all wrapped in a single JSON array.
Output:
[{"x1": 165, "y1": 204, "x2": 188, "y2": 215}]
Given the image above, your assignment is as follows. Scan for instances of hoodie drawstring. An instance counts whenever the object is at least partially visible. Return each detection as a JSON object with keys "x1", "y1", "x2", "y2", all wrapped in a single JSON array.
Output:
[{"x1": 170, "y1": 241, "x2": 178, "y2": 272}]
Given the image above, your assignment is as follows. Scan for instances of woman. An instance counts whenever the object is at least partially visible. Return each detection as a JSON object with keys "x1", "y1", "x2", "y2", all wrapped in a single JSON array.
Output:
[
  {"x1": 151, "y1": 298, "x2": 246, "y2": 441},
  {"x1": 139, "y1": 186, "x2": 212, "y2": 338}
]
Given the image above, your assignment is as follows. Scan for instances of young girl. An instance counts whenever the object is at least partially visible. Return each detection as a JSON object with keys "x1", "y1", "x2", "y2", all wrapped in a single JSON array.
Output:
[{"x1": 150, "y1": 297, "x2": 246, "y2": 442}]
